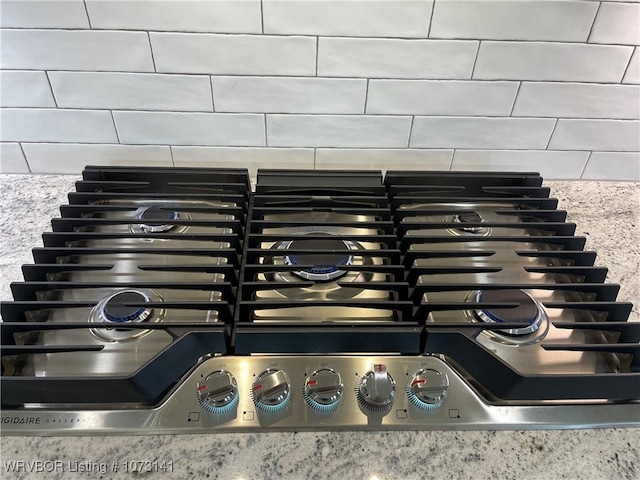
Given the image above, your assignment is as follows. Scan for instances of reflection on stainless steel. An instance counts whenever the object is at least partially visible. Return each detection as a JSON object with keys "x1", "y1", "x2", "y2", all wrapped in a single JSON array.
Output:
[
  {"x1": 77, "y1": 198, "x2": 234, "y2": 247},
  {"x1": 401, "y1": 202, "x2": 539, "y2": 238},
  {"x1": 253, "y1": 212, "x2": 392, "y2": 323},
  {"x1": 89, "y1": 288, "x2": 158, "y2": 342},
  {"x1": 3, "y1": 356, "x2": 638, "y2": 434},
  {"x1": 3, "y1": 168, "x2": 637, "y2": 434},
  {"x1": 412, "y1": 241, "x2": 575, "y2": 284},
  {"x1": 28, "y1": 286, "x2": 220, "y2": 377},
  {"x1": 22, "y1": 198, "x2": 235, "y2": 378},
  {"x1": 472, "y1": 289, "x2": 545, "y2": 336},
  {"x1": 426, "y1": 289, "x2": 620, "y2": 375}
]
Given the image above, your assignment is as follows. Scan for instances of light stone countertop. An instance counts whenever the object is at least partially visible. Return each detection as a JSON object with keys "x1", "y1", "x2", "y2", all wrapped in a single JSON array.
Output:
[{"x1": 0, "y1": 175, "x2": 638, "y2": 480}]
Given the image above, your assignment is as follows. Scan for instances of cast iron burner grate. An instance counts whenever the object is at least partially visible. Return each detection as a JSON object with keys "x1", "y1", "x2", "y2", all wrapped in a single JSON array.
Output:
[{"x1": 1, "y1": 167, "x2": 638, "y2": 409}]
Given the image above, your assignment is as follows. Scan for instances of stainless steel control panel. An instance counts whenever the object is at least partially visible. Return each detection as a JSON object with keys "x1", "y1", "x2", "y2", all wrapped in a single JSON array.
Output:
[{"x1": 2, "y1": 356, "x2": 637, "y2": 434}]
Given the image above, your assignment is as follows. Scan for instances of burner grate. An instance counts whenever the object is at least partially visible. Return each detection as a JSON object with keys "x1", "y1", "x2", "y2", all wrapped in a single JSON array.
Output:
[
  {"x1": 386, "y1": 170, "x2": 639, "y2": 402},
  {"x1": 0, "y1": 166, "x2": 249, "y2": 406},
  {"x1": 234, "y1": 170, "x2": 418, "y2": 354}
]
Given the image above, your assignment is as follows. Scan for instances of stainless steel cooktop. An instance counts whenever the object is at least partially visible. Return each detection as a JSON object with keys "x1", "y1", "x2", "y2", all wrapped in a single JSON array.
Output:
[{"x1": 1, "y1": 166, "x2": 638, "y2": 435}]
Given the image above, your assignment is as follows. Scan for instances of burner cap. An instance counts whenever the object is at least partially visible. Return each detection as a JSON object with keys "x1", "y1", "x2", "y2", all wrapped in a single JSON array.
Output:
[
  {"x1": 103, "y1": 291, "x2": 151, "y2": 323},
  {"x1": 139, "y1": 206, "x2": 177, "y2": 232},
  {"x1": 285, "y1": 237, "x2": 353, "y2": 281},
  {"x1": 475, "y1": 289, "x2": 542, "y2": 335},
  {"x1": 453, "y1": 211, "x2": 483, "y2": 233}
]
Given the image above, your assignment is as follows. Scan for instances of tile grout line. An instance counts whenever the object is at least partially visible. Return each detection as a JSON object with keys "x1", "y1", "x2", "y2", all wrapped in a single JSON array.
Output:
[
  {"x1": 3, "y1": 107, "x2": 637, "y2": 122},
  {"x1": 1, "y1": 68, "x2": 637, "y2": 84},
  {"x1": 169, "y1": 145, "x2": 176, "y2": 167},
  {"x1": 426, "y1": 0, "x2": 436, "y2": 38},
  {"x1": 407, "y1": 116, "x2": 415, "y2": 148},
  {"x1": 82, "y1": 0, "x2": 92, "y2": 28},
  {"x1": 44, "y1": 71, "x2": 59, "y2": 108},
  {"x1": 18, "y1": 143, "x2": 33, "y2": 173},
  {"x1": 580, "y1": 151, "x2": 593, "y2": 179},
  {"x1": 619, "y1": 49, "x2": 635, "y2": 83},
  {"x1": 109, "y1": 110, "x2": 121, "y2": 143},
  {"x1": 586, "y1": 1, "x2": 602, "y2": 44},
  {"x1": 508, "y1": 81, "x2": 522, "y2": 116},
  {"x1": 263, "y1": 114, "x2": 268, "y2": 147},
  {"x1": 147, "y1": 32, "x2": 157, "y2": 73},
  {"x1": 0, "y1": 26, "x2": 638, "y2": 47},
  {"x1": 260, "y1": 0, "x2": 264, "y2": 34},
  {"x1": 470, "y1": 41, "x2": 481, "y2": 79},
  {"x1": 313, "y1": 148, "x2": 317, "y2": 169},
  {"x1": 315, "y1": 37, "x2": 319, "y2": 76},
  {"x1": 363, "y1": 79, "x2": 370, "y2": 114},
  {"x1": 5, "y1": 142, "x2": 637, "y2": 154},
  {"x1": 449, "y1": 149, "x2": 456, "y2": 171},
  {"x1": 545, "y1": 118, "x2": 559, "y2": 149},
  {"x1": 8, "y1": 141, "x2": 326, "y2": 150},
  {"x1": 209, "y1": 76, "x2": 216, "y2": 112}
]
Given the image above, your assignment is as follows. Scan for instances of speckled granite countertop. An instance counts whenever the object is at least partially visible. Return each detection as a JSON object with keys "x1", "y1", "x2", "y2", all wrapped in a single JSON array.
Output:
[{"x1": 0, "y1": 175, "x2": 638, "y2": 480}]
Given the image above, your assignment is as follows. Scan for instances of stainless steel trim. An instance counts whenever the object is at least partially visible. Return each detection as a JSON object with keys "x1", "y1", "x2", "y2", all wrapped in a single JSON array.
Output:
[{"x1": 3, "y1": 356, "x2": 638, "y2": 434}]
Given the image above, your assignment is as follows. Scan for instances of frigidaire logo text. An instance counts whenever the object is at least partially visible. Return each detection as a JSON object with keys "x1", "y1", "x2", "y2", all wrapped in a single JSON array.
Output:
[{"x1": 1, "y1": 416, "x2": 41, "y2": 424}]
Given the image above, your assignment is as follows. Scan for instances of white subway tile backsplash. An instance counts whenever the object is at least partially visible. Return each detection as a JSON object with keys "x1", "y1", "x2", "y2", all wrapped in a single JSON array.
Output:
[
  {"x1": 410, "y1": 117, "x2": 555, "y2": 149},
  {"x1": 474, "y1": 42, "x2": 633, "y2": 82},
  {"x1": 582, "y1": 152, "x2": 640, "y2": 181},
  {"x1": 0, "y1": 109, "x2": 117, "y2": 143},
  {"x1": 318, "y1": 38, "x2": 477, "y2": 79},
  {"x1": 549, "y1": 119, "x2": 640, "y2": 151},
  {"x1": 0, "y1": 1, "x2": 636, "y2": 179},
  {"x1": 22, "y1": 143, "x2": 173, "y2": 174},
  {"x1": 430, "y1": 0, "x2": 597, "y2": 42},
  {"x1": 86, "y1": 0, "x2": 261, "y2": 33},
  {"x1": 451, "y1": 150, "x2": 589, "y2": 180},
  {"x1": 0, "y1": 30, "x2": 154, "y2": 72},
  {"x1": 0, "y1": 143, "x2": 29, "y2": 173},
  {"x1": 315, "y1": 148, "x2": 452, "y2": 171},
  {"x1": 513, "y1": 83, "x2": 640, "y2": 120},
  {"x1": 211, "y1": 77, "x2": 366, "y2": 114},
  {"x1": 49, "y1": 72, "x2": 212, "y2": 112},
  {"x1": 172, "y1": 147, "x2": 314, "y2": 174},
  {"x1": 267, "y1": 115, "x2": 412, "y2": 148},
  {"x1": 0, "y1": 71, "x2": 55, "y2": 108},
  {"x1": 623, "y1": 48, "x2": 640, "y2": 84},
  {"x1": 0, "y1": 0, "x2": 89, "y2": 28},
  {"x1": 589, "y1": 3, "x2": 640, "y2": 46},
  {"x1": 263, "y1": 0, "x2": 433, "y2": 37},
  {"x1": 113, "y1": 111, "x2": 265, "y2": 146},
  {"x1": 151, "y1": 33, "x2": 316, "y2": 76},
  {"x1": 367, "y1": 80, "x2": 518, "y2": 116}
]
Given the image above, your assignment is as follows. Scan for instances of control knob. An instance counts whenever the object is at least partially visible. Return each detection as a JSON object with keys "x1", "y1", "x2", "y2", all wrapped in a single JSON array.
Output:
[
  {"x1": 196, "y1": 371, "x2": 239, "y2": 415},
  {"x1": 252, "y1": 369, "x2": 291, "y2": 413},
  {"x1": 304, "y1": 369, "x2": 343, "y2": 413},
  {"x1": 356, "y1": 364, "x2": 395, "y2": 412},
  {"x1": 407, "y1": 369, "x2": 449, "y2": 411}
]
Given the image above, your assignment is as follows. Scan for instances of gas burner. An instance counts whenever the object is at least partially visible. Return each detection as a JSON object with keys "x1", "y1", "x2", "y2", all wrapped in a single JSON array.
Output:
[
  {"x1": 3, "y1": 167, "x2": 638, "y2": 433},
  {"x1": 474, "y1": 289, "x2": 544, "y2": 336},
  {"x1": 448, "y1": 211, "x2": 491, "y2": 236},
  {"x1": 281, "y1": 236, "x2": 355, "y2": 282},
  {"x1": 138, "y1": 206, "x2": 179, "y2": 233},
  {"x1": 103, "y1": 290, "x2": 152, "y2": 323},
  {"x1": 90, "y1": 289, "x2": 159, "y2": 342}
]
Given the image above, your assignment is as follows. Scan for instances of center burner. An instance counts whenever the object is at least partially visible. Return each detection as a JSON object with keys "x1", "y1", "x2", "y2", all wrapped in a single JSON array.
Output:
[
  {"x1": 281, "y1": 236, "x2": 356, "y2": 282},
  {"x1": 3, "y1": 167, "x2": 638, "y2": 434},
  {"x1": 474, "y1": 289, "x2": 544, "y2": 336}
]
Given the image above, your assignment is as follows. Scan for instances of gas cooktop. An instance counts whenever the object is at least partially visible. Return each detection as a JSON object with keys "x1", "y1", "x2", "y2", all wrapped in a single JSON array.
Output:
[{"x1": 1, "y1": 166, "x2": 638, "y2": 434}]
